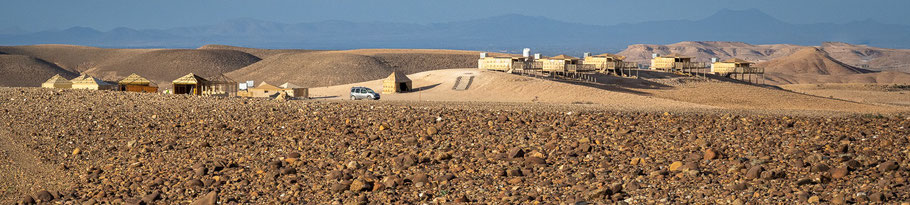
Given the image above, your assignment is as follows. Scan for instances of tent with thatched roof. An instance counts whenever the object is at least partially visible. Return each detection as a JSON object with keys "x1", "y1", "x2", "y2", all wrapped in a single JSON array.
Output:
[
  {"x1": 41, "y1": 74, "x2": 72, "y2": 89},
  {"x1": 172, "y1": 73, "x2": 208, "y2": 95},
  {"x1": 118, "y1": 73, "x2": 158, "y2": 93},
  {"x1": 382, "y1": 72, "x2": 412, "y2": 94},
  {"x1": 71, "y1": 74, "x2": 114, "y2": 90},
  {"x1": 202, "y1": 74, "x2": 237, "y2": 96}
]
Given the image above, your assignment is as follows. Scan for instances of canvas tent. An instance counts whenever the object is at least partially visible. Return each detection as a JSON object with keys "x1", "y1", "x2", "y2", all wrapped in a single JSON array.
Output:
[
  {"x1": 239, "y1": 82, "x2": 308, "y2": 99},
  {"x1": 71, "y1": 74, "x2": 114, "y2": 90},
  {"x1": 41, "y1": 74, "x2": 72, "y2": 89},
  {"x1": 118, "y1": 73, "x2": 158, "y2": 93},
  {"x1": 382, "y1": 72, "x2": 412, "y2": 94},
  {"x1": 244, "y1": 82, "x2": 284, "y2": 98},
  {"x1": 280, "y1": 82, "x2": 308, "y2": 99}
]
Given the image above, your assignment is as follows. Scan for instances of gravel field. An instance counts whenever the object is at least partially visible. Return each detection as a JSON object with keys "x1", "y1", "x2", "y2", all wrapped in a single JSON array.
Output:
[{"x1": 1, "y1": 88, "x2": 909, "y2": 204}]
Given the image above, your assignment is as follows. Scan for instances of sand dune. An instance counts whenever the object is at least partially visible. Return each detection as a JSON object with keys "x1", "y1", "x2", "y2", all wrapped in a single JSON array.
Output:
[{"x1": 0, "y1": 54, "x2": 77, "y2": 87}]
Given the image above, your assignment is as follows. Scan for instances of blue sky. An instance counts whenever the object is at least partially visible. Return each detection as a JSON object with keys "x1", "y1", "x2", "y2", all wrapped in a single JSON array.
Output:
[{"x1": 2, "y1": 0, "x2": 908, "y2": 31}]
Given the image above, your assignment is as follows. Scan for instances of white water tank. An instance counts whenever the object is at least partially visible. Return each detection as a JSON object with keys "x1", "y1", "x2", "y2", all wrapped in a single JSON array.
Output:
[
  {"x1": 652, "y1": 53, "x2": 659, "y2": 58},
  {"x1": 522, "y1": 48, "x2": 531, "y2": 58},
  {"x1": 534, "y1": 53, "x2": 541, "y2": 59},
  {"x1": 480, "y1": 52, "x2": 487, "y2": 58}
]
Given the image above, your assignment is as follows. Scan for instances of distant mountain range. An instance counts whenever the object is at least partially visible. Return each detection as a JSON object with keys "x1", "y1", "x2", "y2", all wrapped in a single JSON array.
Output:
[{"x1": 2, "y1": 9, "x2": 910, "y2": 55}]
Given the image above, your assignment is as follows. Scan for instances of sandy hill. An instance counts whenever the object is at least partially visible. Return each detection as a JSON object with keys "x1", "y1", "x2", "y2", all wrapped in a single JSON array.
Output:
[
  {"x1": 226, "y1": 52, "x2": 392, "y2": 87},
  {"x1": 0, "y1": 44, "x2": 151, "y2": 73},
  {"x1": 227, "y1": 49, "x2": 478, "y2": 88},
  {"x1": 310, "y1": 68, "x2": 902, "y2": 114},
  {"x1": 0, "y1": 54, "x2": 78, "y2": 87},
  {"x1": 821, "y1": 42, "x2": 910, "y2": 73},
  {"x1": 197, "y1": 44, "x2": 322, "y2": 59},
  {"x1": 617, "y1": 41, "x2": 805, "y2": 64},
  {"x1": 84, "y1": 49, "x2": 261, "y2": 83},
  {"x1": 760, "y1": 47, "x2": 872, "y2": 75},
  {"x1": 758, "y1": 47, "x2": 910, "y2": 84},
  {"x1": 0, "y1": 45, "x2": 264, "y2": 85}
]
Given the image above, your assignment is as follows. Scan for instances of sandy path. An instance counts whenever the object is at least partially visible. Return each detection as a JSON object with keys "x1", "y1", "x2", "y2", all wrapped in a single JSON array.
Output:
[{"x1": 0, "y1": 129, "x2": 72, "y2": 203}]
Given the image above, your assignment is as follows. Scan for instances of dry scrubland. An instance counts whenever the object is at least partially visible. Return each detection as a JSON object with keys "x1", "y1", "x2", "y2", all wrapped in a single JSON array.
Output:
[{"x1": 1, "y1": 88, "x2": 910, "y2": 204}]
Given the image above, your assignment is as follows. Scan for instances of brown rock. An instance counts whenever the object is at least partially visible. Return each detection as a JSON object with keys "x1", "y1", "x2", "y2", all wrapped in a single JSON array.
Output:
[
  {"x1": 453, "y1": 195, "x2": 470, "y2": 203},
  {"x1": 745, "y1": 166, "x2": 764, "y2": 179},
  {"x1": 668, "y1": 161, "x2": 683, "y2": 171},
  {"x1": 508, "y1": 177, "x2": 523, "y2": 184},
  {"x1": 332, "y1": 180, "x2": 352, "y2": 193},
  {"x1": 426, "y1": 127, "x2": 438, "y2": 135},
  {"x1": 35, "y1": 190, "x2": 53, "y2": 202},
  {"x1": 20, "y1": 195, "x2": 35, "y2": 204},
  {"x1": 507, "y1": 147, "x2": 525, "y2": 159},
  {"x1": 807, "y1": 195, "x2": 820, "y2": 203},
  {"x1": 187, "y1": 179, "x2": 204, "y2": 187},
  {"x1": 830, "y1": 167, "x2": 849, "y2": 179},
  {"x1": 879, "y1": 161, "x2": 899, "y2": 172},
  {"x1": 287, "y1": 152, "x2": 301, "y2": 159},
  {"x1": 732, "y1": 183, "x2": 748, "y2": 191},
  {"x1": 409, "y1": 173, "x2": 429, "y2": 184},
  {"x1": 190, "y1": 191, "x2": 218, "y2": 205},
  {"x1": 142, "y1": 191, "x2": 160, "y2": 203},
  {"x1": 525, "y1": 156, "x2": 547, "y2": 165},
  {"x1": 811, "y1": 164, "x2": 830, "y2": 172},
  {"x1": 349, "y1": 179, "x2": 372, "y2": 192},
  {"x1": 703, "y1": 149, "x2": 718, "y2": 160}
]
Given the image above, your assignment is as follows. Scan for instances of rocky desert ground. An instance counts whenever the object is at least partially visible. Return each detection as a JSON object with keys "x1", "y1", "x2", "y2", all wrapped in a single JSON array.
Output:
[{"x1": 1, "y1": 87, "x2": 909, "y2": 204}]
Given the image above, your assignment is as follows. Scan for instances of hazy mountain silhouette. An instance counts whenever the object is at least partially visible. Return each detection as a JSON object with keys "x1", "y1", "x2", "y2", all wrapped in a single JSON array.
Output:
[{"x1": 2, "y1": 9, "x2": 909, "y2": 54}]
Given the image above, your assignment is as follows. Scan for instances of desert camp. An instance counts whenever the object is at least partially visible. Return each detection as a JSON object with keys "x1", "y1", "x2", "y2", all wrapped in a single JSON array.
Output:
[
  {"x1": 117, "y1": 73, "x2": 158, "y2": 93},
  {"x1": 5, "y1": 1, "x2": 910, "y2": 204}
]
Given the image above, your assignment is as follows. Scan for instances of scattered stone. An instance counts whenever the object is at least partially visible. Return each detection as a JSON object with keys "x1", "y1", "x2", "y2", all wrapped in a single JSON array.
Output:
[
  {"x1": 349, "y1": 179, "x2": 371, "y2": 192},
  {"x1": 703, "y1": 149, "x2": 718, "y2": 160},
  {"x1": 507, "y1": 147, "x2": 525, "y2": 159},
  {"x1": 668, "y1": 161, "x2": 683, "y2": 171},
  {"x1": 879, "y1": 161, "x2": 899, "y2": 172},
  {"x1": 808, "y1": 195, "x2": 820, "y2": 203},
  {"x1": 35, "y1": 190, "x2": 53, "y2": 202},
  {"x1": 830, "y1": 166, "x2": 848, "y2": 179},
  {"x1": 745, "y1": 166, "x2": 764, "y2": 179},
  {"x1": 811, "y1": 164, "x2": 830, "y2": 172},
  {"x1": 142, "y1": 191, "x2": 160, "y2": 203},
  {"x1": 190, "y1": 191, "x2": 218, "y2": 205}
]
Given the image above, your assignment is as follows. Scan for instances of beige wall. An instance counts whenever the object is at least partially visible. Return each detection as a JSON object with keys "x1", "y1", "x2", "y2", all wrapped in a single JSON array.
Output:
[
  {"x1": 478, "y1": 57, "x2": 514, "y2": 71},
  {"x1": 650, "y1": 57, "x2": 691, "y2": 70}
]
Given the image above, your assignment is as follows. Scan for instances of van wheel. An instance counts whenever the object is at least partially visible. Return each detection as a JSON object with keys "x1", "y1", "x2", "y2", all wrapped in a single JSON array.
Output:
[{"x1": 351, "y1": 96, "x2": 356, "y2": 100}]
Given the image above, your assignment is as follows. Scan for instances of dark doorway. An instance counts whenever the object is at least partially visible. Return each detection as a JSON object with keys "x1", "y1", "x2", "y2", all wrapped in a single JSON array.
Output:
[{"x1": 399, "y1": 83, "x2": 410, "y2": 92}]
